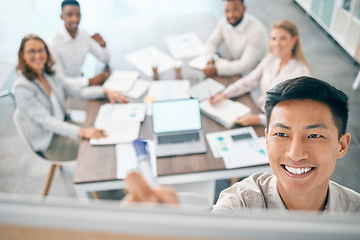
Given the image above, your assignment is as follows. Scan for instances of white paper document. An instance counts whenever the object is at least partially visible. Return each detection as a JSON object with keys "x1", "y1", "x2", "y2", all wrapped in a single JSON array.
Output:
[
  {"x1": 206, "y1": 127, "x2": 268, "y2": 169},
  {"x1": 125, "y1": 46, "x2": 175, "y2": 76},
  {"x1": 189, "y1": 78, "x2": 225, "y2": 101},
  {"x1": 165, "y1": 33, "x2": 205, "y2": 59},
  {"x1": 96, "y1": 103, "x2": 147, "y2": 122},
  {"x1": 188, "y1": 55, "x2": 229, "y2": 70},
  {"x1": 103, "y1": 70, "x2": 139, "y2": 93},
  {"x1": 147, "y1": 79, "x2": 190, "y2": 101},
  {"x1": 124, "y1": 79, "x2": 151, "y2": 99},
  {"x1": 200, "y1": 99, "x2": 251, "y2": 129},
  {"x1": 116, "y1": 140, "x2": 157, "y2": 179},
  {"x1": 145, "y1": 79, "x2": 190, "y2": 115},
  {"x1": 89, "y1": 120, "x2": 141, "y2": 145},
  {"x1": 188, "y1": 55, "x2": 208, "y2": 70}
]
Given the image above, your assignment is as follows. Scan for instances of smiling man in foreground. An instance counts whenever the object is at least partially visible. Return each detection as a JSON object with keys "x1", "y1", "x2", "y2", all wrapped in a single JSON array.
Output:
[
  {"x1": 125, "y1": 76, "x2": 360, "y2": 213},
  {"x1": 212, "y1": 76, "x2": 360, "y2": 213}
]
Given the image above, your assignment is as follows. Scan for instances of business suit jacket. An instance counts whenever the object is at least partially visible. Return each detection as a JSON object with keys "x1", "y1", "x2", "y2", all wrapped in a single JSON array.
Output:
[{"x1": 14, "y1": 72, "x2": 105, "y2": 152}]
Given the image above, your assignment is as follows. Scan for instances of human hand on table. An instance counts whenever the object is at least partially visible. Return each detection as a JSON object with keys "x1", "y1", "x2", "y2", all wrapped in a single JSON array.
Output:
[
  {"x1": 78, "y1": 127, "x2": 106, "y2": 140},
  {"x1": 203, "y1": 60, "x2": 217, "y2": 77},
  {"x1": 208, "y1": 92, "x2": 227, "y2": 105},
  {"x1": 104, "y1": 89, "x2": 129, "y2": 104},
  {"x1": 121, "y1": 171, "x2": 180, "y2": 204},
  {"x1": 235, "y1": 114, "x2": 260, "y2": 126}
]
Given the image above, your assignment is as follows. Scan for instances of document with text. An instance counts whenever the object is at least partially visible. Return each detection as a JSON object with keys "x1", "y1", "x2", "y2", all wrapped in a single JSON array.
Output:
[
  {"x1": 96, "y1": 103, "x2": 147, "y2": 122},
  {"x1": 145, "y1": 79, "x2": 190, "y2": 115},
  {"x1": 125, "y1": 46, "x2": 175, "y2": 76},
  {"x1": 89, "y1": 120, "x2": 140, "y2": 145},
  {"x1": 206, "y1": 127, "x2": 268, "y2": 169},
  {"x1": 165, "y1": 33, "x2": 205, "y2": 59}
]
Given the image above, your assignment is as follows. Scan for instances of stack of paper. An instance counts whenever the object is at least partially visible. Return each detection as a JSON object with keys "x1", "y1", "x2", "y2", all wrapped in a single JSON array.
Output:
[
  {"x1": 189, "y1": 78, "x2": 225, "y2": 101},
  {"x1": 103, "y1": 70, "x2": 140, "y2": 94},
  {"x1": 165, "y1": 33, "x2": 205, "y2": 59},
  {"x1": 89, "y1": 120, "x2": 140, "y2": 145},
  {"x1": 200, "y1": 99, "x2": 251, "y2": 129},
  {"x1": 206, "y1": 127, "x2": 268, "y2": 169},
  {"x1": 95, "y1": 103, "x2": 147, "y2": 122},
  {"x1": 125, "y1": 47, "x2": 175, "y2": 76},
  {"x1": 188, "y1": 55, "x2": 229, "y2": 70},
  {"x1": 89, "y1": 103, "x2": 146, "y2": 145},
  {"x1": 144, "y1": 80, "x2": 190, "y2": 115},
  {"x1": 187, "y1": 55, "x2": 208, "y2": 70},
  {"x1": 147, "y1": 79, "x2": 190, "y2": 101}
]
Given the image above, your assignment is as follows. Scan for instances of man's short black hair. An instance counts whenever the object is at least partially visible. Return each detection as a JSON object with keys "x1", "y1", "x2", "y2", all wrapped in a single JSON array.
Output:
[
  {"x1": 223, "y1": 0, "x2": 244, "y2": 4},
  {"x1": 265, "y1": 76, "x2": 349, "y2": 138},
  {"x1": 61, "y1": 0, "x2": 80, "y2": 9}
]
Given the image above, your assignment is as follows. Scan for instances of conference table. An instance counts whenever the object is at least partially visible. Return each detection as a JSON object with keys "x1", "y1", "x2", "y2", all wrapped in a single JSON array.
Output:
[{"x1": 72, "y1": 12, "x2": 272, "y2": 202}]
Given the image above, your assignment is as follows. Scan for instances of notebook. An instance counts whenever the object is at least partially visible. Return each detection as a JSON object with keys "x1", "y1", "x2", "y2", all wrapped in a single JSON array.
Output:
[
  {"x1": 89, "y1": 120, "x2": 140, "y2": 145},
  {"x1": 188, "y1": 55, "x2": 229, "y2": 70},
  {"x1": 152, "y1": 98, "x2": 207, "y2": 157},
  {"x1": 89, "y1": 103, "x2": 145, "y2": 145},
  {"x1": 200, "y1": 99, "x2": 251, "y2": 129},
  {"x1": 103, "y1": 70, "x2": 140, "y2": 94},
  {"x1": 189, "y1": 78, "x2": 225, "y2": 101}
]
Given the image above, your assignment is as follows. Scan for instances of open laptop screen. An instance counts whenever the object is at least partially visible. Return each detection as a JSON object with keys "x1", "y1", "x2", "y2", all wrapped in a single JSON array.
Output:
[{"x1": 152, "y1": 99, "x2": 202, "y2": 134}]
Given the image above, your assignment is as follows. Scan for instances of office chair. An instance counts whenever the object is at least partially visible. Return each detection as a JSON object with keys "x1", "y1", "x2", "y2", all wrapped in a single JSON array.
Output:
[
  {"x1": 13, "y1": 108, "x2": 78, "y2": 198},
  {"x1": 0, "y1": 88, "x2": 14, "y2": 99}
]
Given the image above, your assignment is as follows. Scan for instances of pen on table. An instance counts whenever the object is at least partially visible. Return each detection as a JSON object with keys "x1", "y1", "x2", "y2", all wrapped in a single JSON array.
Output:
[{"x1": 132, "y1": 138, "x2": 157, "y2": 187}]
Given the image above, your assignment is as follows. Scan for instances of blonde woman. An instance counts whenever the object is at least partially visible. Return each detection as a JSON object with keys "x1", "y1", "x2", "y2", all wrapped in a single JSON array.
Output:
[{"x1": 209, "y1": 19, "x2": 310, "y2": 126}]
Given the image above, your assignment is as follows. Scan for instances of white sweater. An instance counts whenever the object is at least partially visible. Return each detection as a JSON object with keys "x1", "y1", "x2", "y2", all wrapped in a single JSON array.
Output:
[{"x1": 204, "y1": 14, "x2": 268, "y2": 76}]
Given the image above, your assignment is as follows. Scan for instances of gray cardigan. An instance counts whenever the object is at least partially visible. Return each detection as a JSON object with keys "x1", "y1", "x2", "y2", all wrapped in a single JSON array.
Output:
[{"x1": 14, "y1": 72, "x2": 105, "y2": 152}]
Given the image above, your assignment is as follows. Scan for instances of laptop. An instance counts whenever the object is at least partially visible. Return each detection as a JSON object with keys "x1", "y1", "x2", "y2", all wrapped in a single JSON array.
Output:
[{"x1": 152, "y1": 98, "x2": 207, "y2": 157}]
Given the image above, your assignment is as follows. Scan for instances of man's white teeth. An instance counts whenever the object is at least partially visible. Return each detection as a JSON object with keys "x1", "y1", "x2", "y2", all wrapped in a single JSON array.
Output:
[{"x1": 284, "y1": 165, "x2": 312, "y2": 175}]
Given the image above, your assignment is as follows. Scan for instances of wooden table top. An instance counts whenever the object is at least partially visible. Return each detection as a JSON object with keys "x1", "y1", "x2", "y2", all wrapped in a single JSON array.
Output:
[
  {"x1": 73, "y1": 12, "x2": 265, "y2": 184},
  {"x1": 74, "y1": 79, "x2": 264, "y2": 184}
]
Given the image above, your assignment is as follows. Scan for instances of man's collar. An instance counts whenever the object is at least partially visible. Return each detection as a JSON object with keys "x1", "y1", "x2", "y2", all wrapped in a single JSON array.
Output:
[
  {"x1": 324, "y1": 181, "x2": 343, "y2": 213},
  {"x1": 268, "y1": 176, "x2": 288, "y2": 210},
  {"x1": 226, "y1": 13, "x2": 249, "y2": 32},
  {"x1": 60, "y1": 25, "x2": 76, "y2": 42}
]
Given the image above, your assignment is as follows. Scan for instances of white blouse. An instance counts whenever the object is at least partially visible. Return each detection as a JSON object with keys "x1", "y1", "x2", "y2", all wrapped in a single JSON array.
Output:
[
  {"x1": 49, "y1": 92, "x2": 65, "y2": 121},
  {"x1": 223, "y1": 53, "x2": 311, "y2": 124}
]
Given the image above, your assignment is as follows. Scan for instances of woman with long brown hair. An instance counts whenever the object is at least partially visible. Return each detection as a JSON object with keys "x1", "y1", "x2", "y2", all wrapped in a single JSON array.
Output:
[{"x1": 14, "y1": 34, "x2": 128, "y2": 161}]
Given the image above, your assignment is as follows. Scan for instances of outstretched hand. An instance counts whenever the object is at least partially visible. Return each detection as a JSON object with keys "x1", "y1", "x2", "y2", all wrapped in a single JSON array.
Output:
[
  {"x1": 78, "y1": 127, "x2": 106, "y2": 140},
  {"x1": 203, "y1": 60, "x2": 217, "y2": 77},
  {"x1": 104, "y1": 89, "x2": 128, "y2": 104},
  {"x1": 122, "y1": 171, "x2": 179, "y2": 205}
]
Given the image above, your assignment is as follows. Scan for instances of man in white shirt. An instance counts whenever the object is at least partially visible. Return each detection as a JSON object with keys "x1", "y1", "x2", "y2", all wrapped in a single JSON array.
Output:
[
  {"x1": 123, "y1": 76, "x2": 360, "y2": 214},
  {"x1": 47, "y1": 0, "x2": 110, "y2": 88},
  {"x1": 203, "y1": 0, "x2": 267, "y2": 77}
]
